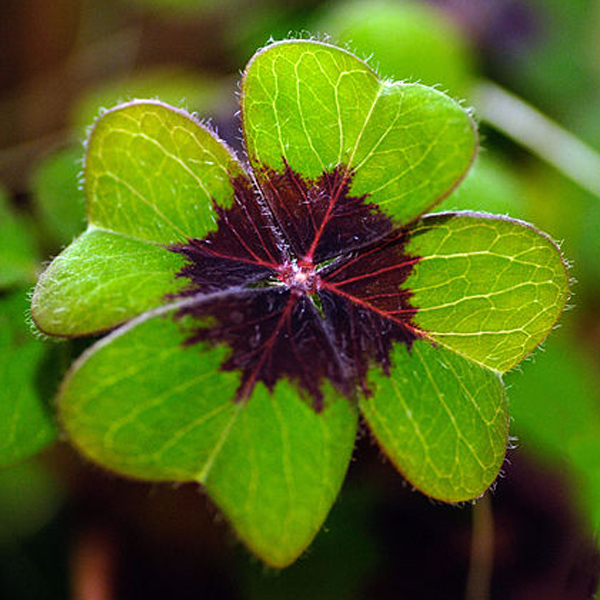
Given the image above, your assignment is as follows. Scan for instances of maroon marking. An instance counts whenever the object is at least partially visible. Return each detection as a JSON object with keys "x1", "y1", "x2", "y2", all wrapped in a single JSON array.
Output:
[
  {"x1": 170, "y1": 176, "x2": 283, "y2": 293},
  {"x1": 257, "y1": 161, "x2": 394, "y2": 263},
  {"x1": 176, "y1": 288, "x2": 348, "y2": 410},
  {"x1": 170, "y1": 164, "x2": 422, "y2": 410},
  {"x1": 317, "y1": 229, "x2": 423, "y2": 394}
]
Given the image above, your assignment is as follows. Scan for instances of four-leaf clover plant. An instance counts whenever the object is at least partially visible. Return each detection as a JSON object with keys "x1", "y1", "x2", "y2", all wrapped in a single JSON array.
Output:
[{"x1": 31, "y1": 40, "x2": 568, "y2": 567}]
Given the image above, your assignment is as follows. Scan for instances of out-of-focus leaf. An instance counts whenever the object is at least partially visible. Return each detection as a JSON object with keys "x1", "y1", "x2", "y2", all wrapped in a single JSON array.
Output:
[
  {"x1": 507, "y1": 332, "x2": 600, "y2": 529},
  {"x1": 0, "y1": 188, "x2": 38, "y2": 289},
  {"x1": 0, "y1": 291, "x2": 58, "y2": 467},
  {"x1": 31, "y1": 146, "x2": 86, "y2": 246},
  {"x1": 0, "y1": 459, "x2": 64, "y2": 545},
  {"x1": 568, "y1": 97, "x2": 600, "y2": 153},
  {"x1": 508, "y1": 0, "x2": 595, "y2": 115},
  {"x1": 314, "y1": 0, "x2": 476, "y2": 99},
  {"x1": 71, "y1": 69, "x2": 231, "y2": 136},
  {"x1": 441, "y1": 152, "x2": 526, "y2": 217},
  {"x1": 522, "y1": 163, "x2": 600, "y2": 294}
]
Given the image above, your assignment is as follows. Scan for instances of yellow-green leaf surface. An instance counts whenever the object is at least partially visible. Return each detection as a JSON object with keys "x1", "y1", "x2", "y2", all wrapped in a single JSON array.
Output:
[
  {"x1": 204, "y1": 381, "x2": 357, "y2": 567},
  {"x1": 0, "y1": 291, "x2": 57, "y2": 467},
  {"x1": 361, "y1": 341, "x2": 508, "y2": 502},
  {"x1": 59, "y1": 305, "x2": 358, "y2": 567},
  {"x1": 241, "y1": 40, "x2": 477, "y2": 225},
  {"x1": 406, "y1": 212, "x2": 569, "y2": 372},
  {"x1": 85, "y1": 101, "x2": 244, "y2": 244},
  {"x1": 31, "y1": 228, "x2": 187, "y2": 336},
  {"x1": 32, "y1": 101, "x2": 246, "y2": 337}
]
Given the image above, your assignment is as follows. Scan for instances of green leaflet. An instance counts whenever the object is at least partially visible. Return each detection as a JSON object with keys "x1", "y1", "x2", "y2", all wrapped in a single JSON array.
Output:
[
  {"x1": 0, "y1": 292, "x2": 58, "y2": 467},
  {"x1": 406, "y1": 213, "x2": 569, "y2": 372},
  {"x1": 31, "y1": 228, "x2": 187, "y2": 336},
  {"x1": 85, "y1": 101, "x2": 244, "y2": 244},
  {"x1": 60, "y1": 308, "x2": 241, "y2": 479},
  {"x1": 242, "y1": 40, "x2": 476, "y2": 225},
  {"x1": 361, "y1": 340, "x2": 508, "y2": 502},
  {"x1": 242, "y1": 41, "x2": 379, "y2": 177},
  {"x1": 59, "y1": 305, "x2": 357, "y2": 567},
  {"x1": 33, "y1": 100, "x2": 248, "y2": 336},
  {"x1": 204, "y1": 381, "x2": 357, "y2": 567}
]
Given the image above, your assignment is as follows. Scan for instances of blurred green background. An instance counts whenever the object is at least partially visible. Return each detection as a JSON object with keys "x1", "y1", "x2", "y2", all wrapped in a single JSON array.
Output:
[{"x1": 1, "y1": 0, "x2": 600, "y2": 598}]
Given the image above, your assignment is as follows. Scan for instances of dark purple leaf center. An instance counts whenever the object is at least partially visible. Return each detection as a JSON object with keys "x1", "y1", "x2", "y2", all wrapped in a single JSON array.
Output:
[{"x1": 169, "y1": 162, "x2": 422, "y2": 410}]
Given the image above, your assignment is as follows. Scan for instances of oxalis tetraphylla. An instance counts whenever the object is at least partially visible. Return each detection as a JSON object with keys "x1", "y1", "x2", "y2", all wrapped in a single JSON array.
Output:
[{"x1": 31, "y1": 40, "x2": 568, "y2": 567}]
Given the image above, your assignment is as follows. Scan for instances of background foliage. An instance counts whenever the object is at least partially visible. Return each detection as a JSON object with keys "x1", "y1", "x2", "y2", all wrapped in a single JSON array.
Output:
[{"x1": 1, "y1": 0, "x2": 600, "y2": 597}]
